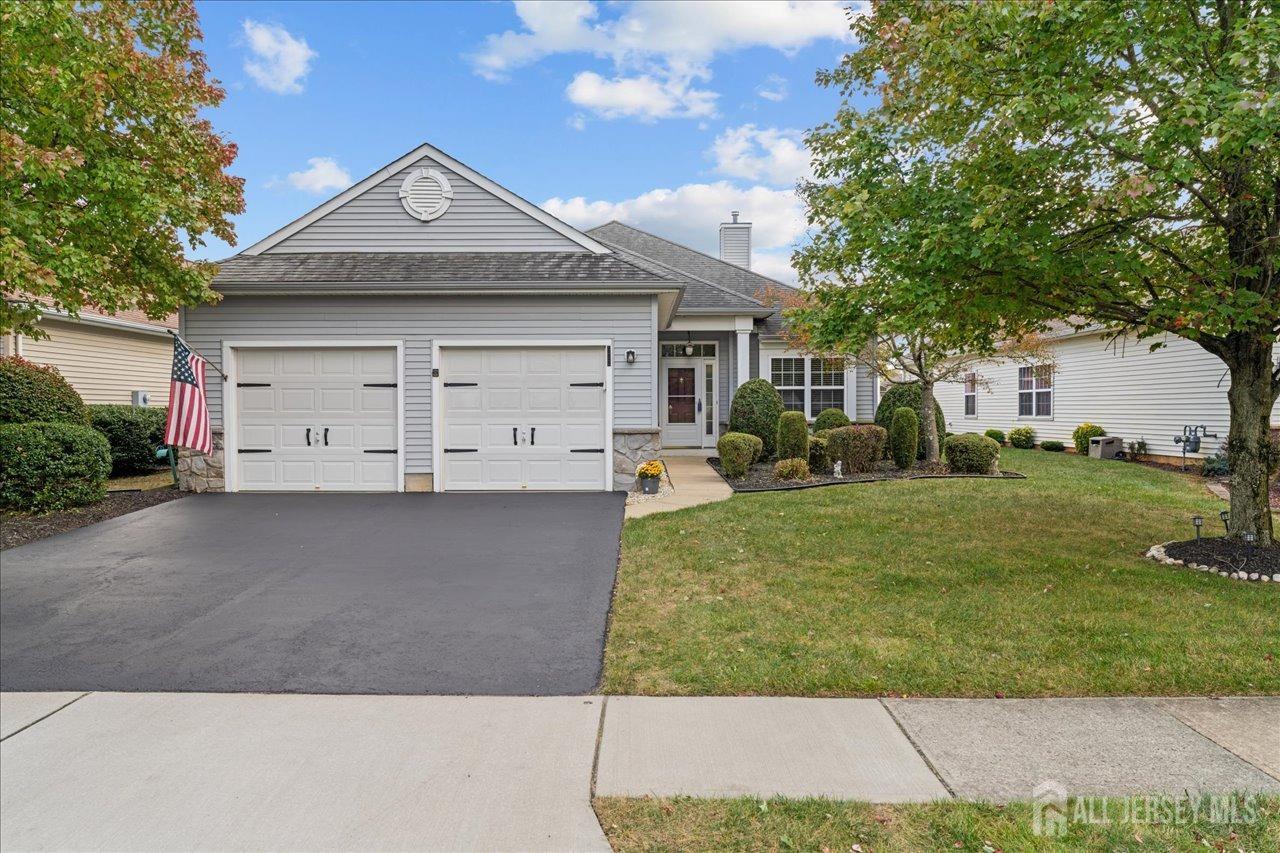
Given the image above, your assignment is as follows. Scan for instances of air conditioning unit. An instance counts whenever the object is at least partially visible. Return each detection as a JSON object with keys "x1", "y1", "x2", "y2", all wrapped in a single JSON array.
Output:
[
  {"x1": 1089, "y1": 436, "x2": 1123, "y2": 459},
  {"x1": 131, "y1": 390, "x2": 151, "y2": 407}
]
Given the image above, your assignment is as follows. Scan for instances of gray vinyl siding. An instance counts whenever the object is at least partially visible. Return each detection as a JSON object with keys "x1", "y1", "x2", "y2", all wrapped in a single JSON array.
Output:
[
  {"x1": 855, "y1": 363, "x2": 876, "y2": 421},
  {"x1": 718, "y1": 224, "x2": 751, "y2": 269},
  {"x1": 266, "y1": 153, "x2": 587, "y2": 254},
  {"x1": 182, "y1": 294, "x2": 657, "y2": 474}
]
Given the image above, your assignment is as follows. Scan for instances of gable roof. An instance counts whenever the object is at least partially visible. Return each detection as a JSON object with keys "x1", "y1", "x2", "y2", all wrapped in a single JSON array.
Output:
[
  {"x1": 242, "y1": 142, "x2": 613, "y2": 256},
  {"x1": 591, "y1": 238, "x2": 773, "y2": 316}
]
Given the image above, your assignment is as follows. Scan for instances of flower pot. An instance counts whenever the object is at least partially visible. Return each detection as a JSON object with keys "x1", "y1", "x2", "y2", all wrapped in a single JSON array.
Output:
[{"x1": 639, "y1": 476, "x2": 660, "y2": 494}]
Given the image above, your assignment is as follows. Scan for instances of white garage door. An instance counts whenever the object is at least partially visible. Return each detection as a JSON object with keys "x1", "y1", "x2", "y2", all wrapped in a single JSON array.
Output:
[
  {"x1": 234, "y1": 347, "x2": 399, "y2": 491},
  {"x1": 439, "y1": 346, "x2": 608, "y2": 491}
]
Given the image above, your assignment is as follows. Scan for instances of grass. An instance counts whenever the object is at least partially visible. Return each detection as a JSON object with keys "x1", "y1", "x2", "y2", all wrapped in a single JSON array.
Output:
[
  {"x1": 603, "y1": 449, "x2": 1279, "y2": 697},
  {"x1": 106, "y1": 470, "x2": 175, "y2": 491},
  {"x1": 594, "y1": 795, "x2": 1280, "y2": 852}
]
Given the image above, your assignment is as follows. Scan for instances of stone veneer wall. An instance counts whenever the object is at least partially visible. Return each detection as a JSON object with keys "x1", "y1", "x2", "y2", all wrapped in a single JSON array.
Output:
[
  {"x1": 613, "y1": 427, "x2": 662, "y2": 491},
  {"x1": 178, "y1": 431, "x2": 225, "y2": 492}
]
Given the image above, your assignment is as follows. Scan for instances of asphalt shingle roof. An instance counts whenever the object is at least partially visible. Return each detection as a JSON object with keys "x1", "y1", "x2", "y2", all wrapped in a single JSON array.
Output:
[{"x1": 591, "y1": 239, "x2": 770, "y2": 314}]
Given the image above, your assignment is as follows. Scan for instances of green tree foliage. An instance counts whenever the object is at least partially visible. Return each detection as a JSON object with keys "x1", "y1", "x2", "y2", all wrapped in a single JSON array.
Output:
[
  {"x1": 0, "y1": 356, "x2": 87, "y2": 424},
  {"x1": 0, "y1": 1, "x2": 244, "y2": 337},
  {"x1": 89, "y1": 404, "x2": 167, "y2": 475},
  {"x1": 889, "y1": 406, "x2": 919, "y2": 470},
  {"x1": 874, "y1": 382, "x2": 945, "y2": 461}
]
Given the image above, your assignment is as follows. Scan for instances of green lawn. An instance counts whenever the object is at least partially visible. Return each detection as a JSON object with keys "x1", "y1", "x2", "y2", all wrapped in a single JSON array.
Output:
[
  {"x1": 603, "y1": 449, "x2": 1279, "y2": 697},
  {"x1": 594, "y1": 795, "x2": 1280, "y2": 852}
]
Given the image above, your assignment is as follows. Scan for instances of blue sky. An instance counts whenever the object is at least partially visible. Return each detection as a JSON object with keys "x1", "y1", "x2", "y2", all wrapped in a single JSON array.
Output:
[{"x1": 191, "y1": 1, "x2": 870, "y2": 281}]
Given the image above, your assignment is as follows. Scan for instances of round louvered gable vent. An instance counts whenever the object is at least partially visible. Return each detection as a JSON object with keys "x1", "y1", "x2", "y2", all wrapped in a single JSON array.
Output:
[{"x1": 398, "y1": 168, "x2": 454, "y2": 221}]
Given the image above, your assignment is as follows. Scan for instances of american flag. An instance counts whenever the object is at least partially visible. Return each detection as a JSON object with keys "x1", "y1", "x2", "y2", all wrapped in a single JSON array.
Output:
[{"x1": 163, "y1": 336, "x2": 213, "y2": 454}]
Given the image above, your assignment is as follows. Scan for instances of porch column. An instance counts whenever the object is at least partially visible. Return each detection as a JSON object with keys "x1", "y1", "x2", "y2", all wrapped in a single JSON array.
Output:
[{"x1": 736, "y1": 329, "x2": 751, "y2": 388}]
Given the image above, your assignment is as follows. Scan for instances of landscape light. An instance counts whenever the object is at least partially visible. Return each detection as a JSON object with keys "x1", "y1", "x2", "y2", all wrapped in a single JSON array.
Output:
[
  {"x1": 1219, "y1": 509, "x2": 1230, "y2": 532},
  {"x1": 1192, "y1": 515, "x2": 1203, "y2": 539}
]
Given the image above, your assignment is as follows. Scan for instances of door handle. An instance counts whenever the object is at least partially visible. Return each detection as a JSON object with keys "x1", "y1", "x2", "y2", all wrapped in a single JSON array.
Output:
[
  {"x1": 513, "y1": 427, "x2": 518, "y2": 446},
  {"x1": 697, "y1": 399, "x2": 703, "y2": 413},
  {"x1": 306, "y1": 427, "x2": 311, "y2": 446},
  {"x1": 324, "y1": 427, "x2": 329, "y2": 446},
  {"x1": 531, "y1": 427, "x2": 536, "y2": 446}
]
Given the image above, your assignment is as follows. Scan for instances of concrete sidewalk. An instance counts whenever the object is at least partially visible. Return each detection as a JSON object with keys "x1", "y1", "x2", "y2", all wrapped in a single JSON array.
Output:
[
  {"x1": 2, "y1": 692, "x2": 1277, "y2": 851},
  {"x1": 625, "y1": 454, "x2": 731, "y2": 519}
]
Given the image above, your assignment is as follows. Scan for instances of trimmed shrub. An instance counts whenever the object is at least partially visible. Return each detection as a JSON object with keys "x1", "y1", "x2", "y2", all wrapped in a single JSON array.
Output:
[
  {"x1": 717, "y1": 431, "x2": 758, "y2": 478},
  {"x1": 1041, "y1": 440, "x2": 1066, "y2": 452},
  {"x1": 773, "y1": 457, "x2": 810, "y2": 481},
  {"x1": 1008, "y1": 426, "x2": 1036, "y2": 449},
  {"x1": 943, "y1": 432, "x2": 1000, "y2": 474},
  {"x1": 89, "y1": 404, "x2": 168, "y2": 476},
  {"x1": 826, "y1": 424, "x2": 887, "y2": 474},
  {"x1": 1072, "y1": 422, "x2": 1106, "y2": 455},
  {"x1": 984, "y1": 428, "x2": 1006, "y2": 445},
  {"x1": 889, "y1": 406, "x2": 919, "y2": 470},
  {"x1": 0, "y1": 421, "x2": 111, "y2": 511},
  {"x1": 743, "y1": 433, "x2": 764, "y2": 464},
  {"x1": 776, "y1": 410, "x2": 809, "y2": 461},
  {"x1": 812, "y1": 407, "x2": 850, "y2": 433},
  {"x1": 728, "y1": 378, "x2": 785, "y2": 458},
  {"x1": 874, "y1": 382, "x2": 945, "y2": 459},
  {"x1": 808, "y1": 434, "x2": 832, "y2": 475},
  {"x1": 0, "y1": 356, "x2": 88, "y2": 425}
]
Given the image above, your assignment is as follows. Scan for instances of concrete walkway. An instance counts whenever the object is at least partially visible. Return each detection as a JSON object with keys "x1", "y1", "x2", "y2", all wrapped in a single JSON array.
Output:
[
  {"x1": 2, "y1": 693, "x2": 1276, "y2": 850},
  {"x1": 625, "y1": 453, "x2": 731, "y2": 519}
]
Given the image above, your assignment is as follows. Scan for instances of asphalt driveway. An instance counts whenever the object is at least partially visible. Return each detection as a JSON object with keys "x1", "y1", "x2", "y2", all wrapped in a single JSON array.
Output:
[{"x1": 0, "y1": 492, "x2": 625, "y2": 695}]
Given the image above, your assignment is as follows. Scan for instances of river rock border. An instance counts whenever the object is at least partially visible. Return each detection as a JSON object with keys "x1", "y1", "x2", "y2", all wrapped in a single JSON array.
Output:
[{"x1": 1145, "y1": 541, "x2": 1278, "y2": 583}]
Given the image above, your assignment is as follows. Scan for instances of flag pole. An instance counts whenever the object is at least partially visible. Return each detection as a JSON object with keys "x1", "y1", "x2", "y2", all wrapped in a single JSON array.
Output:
[{"x1": 167, "y1": 329, "x2": 229, "y2": 380}]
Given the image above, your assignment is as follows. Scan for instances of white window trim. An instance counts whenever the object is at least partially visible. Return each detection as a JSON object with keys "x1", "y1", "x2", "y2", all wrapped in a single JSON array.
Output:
[
  {"x1": 963, "y1": 372, "x2": 978, "y2": 419},
  {"x1": 758, "y1": 348, "x2": 857, "y2": 421},
  {"x1": 1017, "y1": 364, "x2": 1055, "y2": 420}
]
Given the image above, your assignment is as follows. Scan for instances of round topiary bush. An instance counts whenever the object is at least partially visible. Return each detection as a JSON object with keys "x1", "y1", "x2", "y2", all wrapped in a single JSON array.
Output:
[
  {"x1": 889, "y1": 406, "x2": 919, "y2": 469},
  {"x1": 776, "y1": 410, "x2": 809, "y2": 461},
  {"x1": 808, "y1": 434, "x2": 832, "y2": 474},
  {"x1": 716, "y1": 431, "x2": 759, "y2": 478},
  {"x1": 742, "y1": 433, "x2": 764, "y2": 464},
  {"x1": 1072, "y1": 422, "x2": 1106, "y2": 455},
  {"x1": 0, "y1": 421, "x2": 111, "y2": 511},
  {"x1": 0, "y1": 356, "x2": 88, "y2": 425},
  {"x1": 825, "y1": 424, "x2": 887, "y2": 474},
  {"x1": 89, "y1": 404, "x2": 169, "y2": 476},
  {"x1": 943, "y1": 432, "x2": 1001, "y2": 474},
  {"x1": 773, "y1": 457, "x2": 810, "y2": 481},
  {"x1": 1008, "y1": 426, "x2": 1036, "y2": 449},
  {"x1": 812, "y1": 407, "x2": 850, "y2": 433},
  {"x1": 728, "y1": 378, "x2": 785, "y2": 458},
  {"x1": 874, "y1": 382, "x2": 945, "y2": 459},
  {"x1": 1041, "y1": 440, "x2": 1066, "y2": 452},
  {"x1": 984, "y1": 428, "x2": 1006, "y2": 445}
]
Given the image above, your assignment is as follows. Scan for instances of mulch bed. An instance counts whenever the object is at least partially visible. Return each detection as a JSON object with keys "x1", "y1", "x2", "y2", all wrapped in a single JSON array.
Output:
[
  {"x1": 2, "y1": 488, "x2": 187, "y2": 551},
  {"x1": 707, "y1": 457, "x2": 1024, "y2": 493},
  {"x1": 1163, "y1": 536, "x2": 1280, "y2": 577}
]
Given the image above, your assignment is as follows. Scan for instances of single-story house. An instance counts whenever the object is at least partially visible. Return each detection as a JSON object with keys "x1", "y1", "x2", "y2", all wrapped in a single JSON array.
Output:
[
  {"x1": 933, "y1": 324, "x2": 1280, "y2": 463},
  {"x1": 1, "y1": 302, "x2": 177, "y2": 407},
  {"x1": 179, "y1": 140, "x2": 877, "y2": 493}
]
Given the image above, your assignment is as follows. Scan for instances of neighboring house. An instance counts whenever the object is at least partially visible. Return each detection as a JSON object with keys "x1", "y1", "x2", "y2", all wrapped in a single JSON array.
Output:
[
  {"x1": 180, "y1": 140, "x2": 876, "y2": 493},
  {"x1": 1, "y1": 303, "x2": 177, "y2": 407},
  {"x1": 933, "y1": 324, "x2": 1280, "y2": 463}
]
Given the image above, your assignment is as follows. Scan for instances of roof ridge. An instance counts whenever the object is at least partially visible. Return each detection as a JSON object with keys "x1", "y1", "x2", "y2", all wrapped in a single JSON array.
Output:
[{"x1": 597, "y1": 239, "x2": 767, "y2": 308}]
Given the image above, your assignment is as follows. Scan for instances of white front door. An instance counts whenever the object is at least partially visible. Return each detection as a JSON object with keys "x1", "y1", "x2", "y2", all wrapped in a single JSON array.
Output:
[
  {"x1": 439, "y1": 346, "x2": 608, "y2": 491},
  {"x1": 234, "y1": 347, "x2": 399, "y2": 491},
  {"x1": 661, "y1": 359, "x2": 716, "y2": 448}
]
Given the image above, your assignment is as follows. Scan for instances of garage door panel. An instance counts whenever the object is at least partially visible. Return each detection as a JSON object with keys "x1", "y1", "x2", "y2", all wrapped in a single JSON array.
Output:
[
  {"x1": 484, "y1": 459, "x2": 523, "y2": 487},
  {"x1": 239, "y1": 387, "x2": 275, "y2": 412},
  {"x1": 319, "y1": 460, "x2": 357, "y2": 486},
  {"x1": 280, "y1": 388, "x2": 316, "y2": 412},
  {"x1": 444, "y1": 422, "x2": 482, "y2": 448},
  {"x1": 565, "y1": 388, "x2": 603, "y2": 412},
  {"x1": 360, "y1": 388, "x2": 395, "y2": 412},
  {"x1": 487, "y1": 351, "x2": 522, "y2": 374},
  {"x1": 320, "y1": 350, "x2": 355, "y2": 375},
  {"x1": 238, "y1": 458, "x2": 278, "y2": 488},
  {"x1": 444, "y1": 387, "x2": 482, "y2": 411},
  {"x1": 280, "y1": 350, "x2": 318, "y2": 375},
  {"x1": 486, "y1": 388, "x2": 522, "y2": 411},
  {"x1": 280, "y1": 460, "x2": 318, "y2": 486},
  {"x1": 239, "y1": 424, "x2": 276, "y2": 448},
  {"x1": 360, "y1": 424, "x2": 395, "y2": 449},
  {"x1": 359, "y1": 349, "x2": 396, "y2": 377},
  {"x1": 318, "y1": 388, "x2": 356, "y2": 413},
  {"x1": 527, "y1": 389, "x2": 561, "y2": 411}
]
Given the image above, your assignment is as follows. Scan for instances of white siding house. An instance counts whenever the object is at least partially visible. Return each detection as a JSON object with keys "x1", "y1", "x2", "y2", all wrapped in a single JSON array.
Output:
[{"x1": 934, "y1": 328, "x2": 1280, "y2": 462}]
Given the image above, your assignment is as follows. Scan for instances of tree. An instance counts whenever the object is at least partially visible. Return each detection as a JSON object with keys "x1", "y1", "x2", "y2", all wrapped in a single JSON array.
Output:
[
  {"x1": 1, "y1": 0, "x2": 243, "y2": 337},
  {"x1": 799, "y1": 0, "x2": 1279, "y2": 543}
]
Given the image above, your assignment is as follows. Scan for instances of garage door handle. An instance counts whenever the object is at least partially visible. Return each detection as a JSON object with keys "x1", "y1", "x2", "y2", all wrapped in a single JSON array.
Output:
[
  {"x1": 237, "y1": 449, "x2": 271, "y2": 453},
  {"x1": 324, "y1": 427, "x2": 329, "y2": 446},
  {"x1": 569, "y1": 382, "x2": 604, "y2": 387},
  {"x1": 364, "y1": 449, "x2": 397, "y2": 454},
  {"x1": 306, "y1": 428, "x2": 311, "y2": 446},
  {"x1": 513, "y1": 427, "x2": 518, "y2": 446},
  {"x1": 570, "y1": 448, "x2": 605, "y2": 453},
  {"x1": 530, "y1": 427, "x2": 535, "y2": 446}
]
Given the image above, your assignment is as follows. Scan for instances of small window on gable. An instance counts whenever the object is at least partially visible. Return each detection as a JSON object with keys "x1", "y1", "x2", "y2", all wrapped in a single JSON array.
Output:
[{"x1": 964, "y1": 372, "x2": 977, "y2": 417}]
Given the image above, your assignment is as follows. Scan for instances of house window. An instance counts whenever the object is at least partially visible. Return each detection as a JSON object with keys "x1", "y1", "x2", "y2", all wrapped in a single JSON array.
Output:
[
  {"x1": 1018, "y1": 365, "x2": 1053, "y2": 417},
  {"x1": 964, "y1": 372, "x2": 977, "y2": 417},
  {"x1": 660, "y1": 343, "x2": 716, "y2": 358},
  {"x1": 809, "y1": 358, "x2": 845, "y2": 418},
  {"x1": 770, "y1": 357, "x2": 806, "y2": 412}
]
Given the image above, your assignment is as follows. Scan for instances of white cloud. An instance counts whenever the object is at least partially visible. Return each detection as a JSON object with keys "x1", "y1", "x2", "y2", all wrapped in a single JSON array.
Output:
[
  {"x1": 709, "y1": 124, "x2": 811, "y2": 186},
  {"x1": 274, "y1": 157, "x2": 352, "y2": 194},
  {"x1": 471, "y1": 1, "x2": 859, "y2": 121},
  {"x1": 567, "y1": 113, "x2": 588, "y2": 131},
  {"x1": 242, "y1": 20, "x2": 316, "y2": 95},
  {"x1": 756, "y1": 73, "x2": 788, "y2": 102},
  {"x1": 566, "y1": 71, "x2": 717, "y2": 120},
  {"x1": 543, "y1": 181, "x2": 806, "y2": 282}
]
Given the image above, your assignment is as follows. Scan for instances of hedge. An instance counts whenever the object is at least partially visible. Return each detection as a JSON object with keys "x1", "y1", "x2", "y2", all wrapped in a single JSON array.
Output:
[
  {"x1": 0, "y1": 356, "x2": 88, "y2": 425},
  {"x1": 1072, "y1": 423, "x2": 1106, "y2": 455},
  {"x1": 825, "y1": 424, "x2": 886, "y2": 474},
  {"x1": 943, "y1": 432, "x2": 1001, "y2": 474},
  {"x1": 1008, "y1": 426, "x2": 1036, "y2": 449},
  {"x1": 0, "y1": 421, "x2": 111, "y2": 511},
  {"x1": 874, "y1": 382, "x2": 945, "y2": 459},
  {"x1": 773, "y1": 457, "x2": 810, "y2": 480},
  {"x1": 1041, "y1": 440, "x2": 1066, "y2": 452},
  {"x1": 984, "y1": 428, "x2": 1006, "y2": 445},
  {"x1": 728, "y1": 379, "x2": 785, "y2": 458},
  {"x1": 812, "y1": 407, "x2": 850, "y2": 433},
  {"x1": 717, "y1": 431, "x2": 759, "y2": 478},
  {"x1": 776, "y1": 410, "x2": 809, "y2": 461},
  {"x1": 889, "y1": 406, "x2": 919, "y2": 469},
  {"x1": 808, "y1": 433, "x2": 832, "y2": 474},
  {"x1": 89, "y1": 404, "x2": 168, "y2": 476}
]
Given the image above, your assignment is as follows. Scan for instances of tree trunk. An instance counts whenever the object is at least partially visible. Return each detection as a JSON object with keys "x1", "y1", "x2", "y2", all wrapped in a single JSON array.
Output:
[
  {"x1": 1223, "y1": 335, "x2": 1278, "y2": 546},
  {"x1": 919, "y1": 378, "x2": 940, "y2": 463}
]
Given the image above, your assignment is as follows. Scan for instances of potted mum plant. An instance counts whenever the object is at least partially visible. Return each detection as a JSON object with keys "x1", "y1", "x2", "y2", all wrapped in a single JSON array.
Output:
[{"x1": 636, "y1": 460, "x2": 665, "y2": 494}]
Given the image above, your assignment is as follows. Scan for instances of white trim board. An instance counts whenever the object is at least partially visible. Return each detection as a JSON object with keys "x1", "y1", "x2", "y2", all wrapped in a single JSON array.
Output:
[
  {"x1": 241, "y1": 142, "x2": 611, "y2": 256},
  {"x1": 220, "y1": 339, "x2": 406, "y2": 493}
]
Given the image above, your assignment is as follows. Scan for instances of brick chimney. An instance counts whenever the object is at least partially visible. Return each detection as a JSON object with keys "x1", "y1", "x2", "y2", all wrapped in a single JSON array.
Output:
[{"x1": 719, "y1": 211, "x2": 751, "y2": 269}]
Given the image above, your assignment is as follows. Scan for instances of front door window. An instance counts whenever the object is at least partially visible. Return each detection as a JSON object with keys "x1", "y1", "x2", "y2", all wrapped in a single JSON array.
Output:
[
  {"x1": 704, "y1": 363, "x2": 715, "y2": 436},
  {"x1": 667, "y1": 367, "x2": 696, "y2": 424}
]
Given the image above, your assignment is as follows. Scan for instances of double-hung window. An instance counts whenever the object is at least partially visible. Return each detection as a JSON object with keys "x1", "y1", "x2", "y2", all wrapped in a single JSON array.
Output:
[
  {"x1": 769, "y1": 355, "x2": 846, "y2": 418},
  {"x1": 1018, "y1": 365, "x2": 1053, "y2": 417},
  {"x1": 770, "y1": 357, "x2": 807, "y2": 413},
  {"x1": 963, "y1": 372, "x2": 977, "y2": 417},
  {"x1": 809, "y1": 358, "x2": 845, "y2": 418}
]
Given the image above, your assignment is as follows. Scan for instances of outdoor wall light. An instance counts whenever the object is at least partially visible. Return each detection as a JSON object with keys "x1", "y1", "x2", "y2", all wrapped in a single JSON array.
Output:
[
  {"x1": 684, "y1": 333, "x2": 695, "y2": 356},
  {"x1": 1219, "y1": 509, "x2": 1230, "y2": 532},
  {"x1": 625, "y1": 349, "x2": 636, "y2": 364},
  {"x1": 1192, "y1": 515, "x2": 1203, "y2": 539}
]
